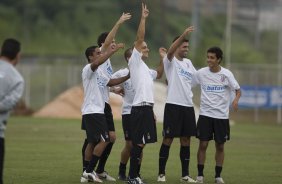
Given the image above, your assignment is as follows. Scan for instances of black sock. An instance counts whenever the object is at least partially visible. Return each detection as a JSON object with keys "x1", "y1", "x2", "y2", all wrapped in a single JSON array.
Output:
[
  {"x1": 158, "y1": 144, "x2": 170, "y2": 175},
  {"x1": 137, "y1": 163, "x2": 141, "y2": 177},
  {"x1": 215, "y1": 166, "x2": 222, "y2": 178},
  {"x1": 129, "y1": 145, "x2": 143, "y2": 179},
  {"x1": 82, "y1": 139, "x2": 88, "y2": 172},
  {"x1": 96, "y1": 142, "x2": 113, "y2": 174},
  {"x1": 83, "y1": 160, "x2": 89, "y2": 172},
  {"x1": 119, "y1": 162, "x2": 126, "y2": 176},
  {"x1": 0, "y1": 138, "x2": 4, "y2": 184},
  {"x1": 86, "y1": 154, "x2": 100, "y2": 173},
  {"x1": 180, "y1": 146, "x2": 190, "y2": 177},
  {"x1": 198, "y1": 164, "x2": 204, "y2": 176}
]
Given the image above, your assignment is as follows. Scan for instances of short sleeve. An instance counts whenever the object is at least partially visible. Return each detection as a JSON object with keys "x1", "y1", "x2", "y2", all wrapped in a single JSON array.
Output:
[
  {"x1": 128, "y1": 48, "x2": 142, "y2": 67},
  {"x1": 227, "y1": 71, "x2": 240, "y2": 90}
]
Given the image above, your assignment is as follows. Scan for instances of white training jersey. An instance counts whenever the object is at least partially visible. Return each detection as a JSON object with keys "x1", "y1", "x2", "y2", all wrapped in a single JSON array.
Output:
[
  {"x1": 112, "y1": 68, "x2": 135, "y2": 115},
  {"x1": 99, "y1": 58, "x2": 113, "y2": 103},
  {"x1": 81, "y1": 64, "x2": 109, "y2": 115},
  {"x1": 194, "y1": 66, "x2": 240, "y2": 119},
  {"x1": 164, "y1": 56, "x2": 196, "y2": 107},
  {"x1": 128, "y1": 48, "x2": 157, "y2": 106}
]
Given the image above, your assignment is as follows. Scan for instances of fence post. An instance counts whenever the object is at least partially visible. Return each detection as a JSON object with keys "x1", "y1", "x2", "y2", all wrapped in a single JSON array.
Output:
[{"x1": 45, "y1": 65, "x2": 51, "y2": 104}]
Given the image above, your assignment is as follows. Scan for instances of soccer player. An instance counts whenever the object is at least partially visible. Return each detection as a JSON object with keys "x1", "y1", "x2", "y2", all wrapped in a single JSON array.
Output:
[
  {"x1": 96, "y1": 13, "x2": 132, "y2": 182},
  {"x1": 127, "y1": 3, "x2": 164, "y2": 184},
  {"x1": 81, "y1": 42, "x2": 129, "y2": 183},
  {"x1": 194, "y1": 47, "x2": 241, "y2": 184},
  {"x1": 80, "y1": 12, "x2": 131, "y2": 182},
  {"x1": 115, "y1": 47, "x2": 166, "y2": 181},
  {"x1": 157, "y1": 26, "x2": 197, "y2": 183},
  {"x1": 0, "y1": 38, "x2": 24, "y2": 184}
]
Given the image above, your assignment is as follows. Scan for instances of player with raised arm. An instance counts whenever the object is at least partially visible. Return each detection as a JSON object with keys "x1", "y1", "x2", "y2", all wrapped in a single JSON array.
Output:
[
  {"x1": 81, "y1": 12, "x2": 131, "y2": 182},
  {"x1": 81, "y1": 42, "x2": 129, "y2": 183},
  {"x1": 157, "y1": 26, "x2": 197, "y2": 183},
  {"x1": 127, "y1": 3, "x2": 164, "y2": 184}
]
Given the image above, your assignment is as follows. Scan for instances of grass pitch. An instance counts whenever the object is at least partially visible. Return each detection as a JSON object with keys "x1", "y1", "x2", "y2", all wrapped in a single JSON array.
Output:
[{"x1": 4, "y1": 117, "x2": 282, "y2": 184}]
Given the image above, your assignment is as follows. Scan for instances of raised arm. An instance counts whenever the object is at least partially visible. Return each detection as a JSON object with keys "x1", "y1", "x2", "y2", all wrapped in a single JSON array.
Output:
[
  {"x1": 101, "y1": 13, "x2": 131, "y2": 52},
  {"x1": 167, "y1": 26, "x2": 195, "y2": 61},
  {"x1": 156, "y1": 47, "x2": 167, "y2": 79},
  {"x1": 91, "y1": 43, "x2": 124, "y2": 71},
  {"x1": 135, "y1": 3, "x2": 149, "y2": 52}
]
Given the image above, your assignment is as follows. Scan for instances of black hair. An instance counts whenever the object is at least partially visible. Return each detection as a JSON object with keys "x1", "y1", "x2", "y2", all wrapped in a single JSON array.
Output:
[
  {"x1": 124, "y1": 48, "x2": 133, "y2": 61},
  {"x1": 85, "y1": 45, "x2": 98, "y2": 62},
  {"x1": 97, "y1": 32, "x2": 109, "y2": 47},
  {"x1": 172, "y1": 36, "x2": 189, "y2": 43},
  {"x1": 207, "y1": 46, "x2": 223, "y2": 61},
  {"x1": 0, "y1": 38, "x2": 21, "y2": 60}
]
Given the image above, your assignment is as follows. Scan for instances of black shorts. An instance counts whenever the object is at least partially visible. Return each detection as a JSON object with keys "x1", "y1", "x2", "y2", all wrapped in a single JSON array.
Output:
[
  {"x1": 130, "y1": 106, "x2": 157, "y2": 144},
  {"x1": 81, "y1": 118, "x2": 86, "y2": 130},
  {"x1": 82, "y1": 113, "x2": 110, "y2": 143},
  {"x1": 105, "y1": 103, "x2": 115, "y2": 131},
  {"x1": 196, "y1": 115, "x2": 230, "y2": 144},
  {"x1": 163, "y1": 103, "x2": 196, "y2": 138},
  {"x1": 122, "y1": 114, "x2": 132, "y2": 141}
]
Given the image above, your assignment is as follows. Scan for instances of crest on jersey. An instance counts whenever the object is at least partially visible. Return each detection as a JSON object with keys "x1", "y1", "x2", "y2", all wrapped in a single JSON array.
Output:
[{"x1": 219, "y1": 74, "x2": 226, "y2": 82}]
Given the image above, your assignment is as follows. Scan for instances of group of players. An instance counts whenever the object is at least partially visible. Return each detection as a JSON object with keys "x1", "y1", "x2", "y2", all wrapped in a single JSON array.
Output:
[{"x1": 80, "y1": 3, "x2": 241, "y2": 184}]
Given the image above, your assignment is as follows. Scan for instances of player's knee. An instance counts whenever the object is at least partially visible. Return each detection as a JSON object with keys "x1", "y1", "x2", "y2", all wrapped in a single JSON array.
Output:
[
  {"x1": 199, "y1": 141, "x2": 209, "y2": 150},
  {"x1": 109, "y1": 131, "x2": 116, "y2": 143},
  {"x1": 215, "y1": 143, "x2": 224, "y2": 152},
  {"x1": 180, "y1": 136, "x2": 191, "y2": 145},
  {"x1": 125, "y1": 141, "x2": 133, "y2": 150},
  {"x1": 162, "y1": 137, "x2": 173, "y2": 145}
]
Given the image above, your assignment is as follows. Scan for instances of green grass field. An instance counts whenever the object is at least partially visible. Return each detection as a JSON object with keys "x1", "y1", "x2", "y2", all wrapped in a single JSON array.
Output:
[{"x1": 4, "y1": 117, "x2": 282, "y2": 184}]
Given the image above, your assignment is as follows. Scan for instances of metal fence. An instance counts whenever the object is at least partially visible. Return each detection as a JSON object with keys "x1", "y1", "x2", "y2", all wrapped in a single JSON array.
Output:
[{"x1": 17, "y1": 61, "x2": 282, "y2": 124}]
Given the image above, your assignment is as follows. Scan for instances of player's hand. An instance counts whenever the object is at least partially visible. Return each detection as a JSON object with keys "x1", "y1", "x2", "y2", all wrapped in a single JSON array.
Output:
[
  {"x1": 109, "y1": 43, "x2": 124, "y2": 52},
  {"x1": 159, "y1": 47, "x2": 167, "y2": 58},
  {"x1": 232, "y1": 100, "x2": 239, "y2": 112},
  {"x1": 112, "y1": 87, "x2": 124, "y2": 96},
  {"x1": 184, "y1": 26, "x2": 195, "y2": 36},
  {"x1": 142, "y1": 3, "x2": 149, "y2": 18},
  {"x1": 117, "y1": 12, "x2": 132, "y2": 24}
]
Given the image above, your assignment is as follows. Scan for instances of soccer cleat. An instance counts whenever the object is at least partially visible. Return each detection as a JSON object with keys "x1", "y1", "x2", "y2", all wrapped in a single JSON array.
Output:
[
  {"x1": 127, "y1": 177, "x2": 146, "y2": 184},
  {"x1": 80, "y1": 176, "x2": 89, "y2": 183},
  {"x1": 97, "y1": 171, "x2": 116, "y2": 181},
  {"x1": 180, "y1": 176, "x2": 197, "y2": 183},
  {"x1": 137, "y1": 177, "x2": 146, "y2": 184},
  {"x1": 215, "y1": 177, "x2": 225, "y2": 184},
  {"x1": 196, "y1": 176, "x2": 204, "y2": 183},
  {"x1": 118, "y1": 173, "x2": 127, "y2": 181},
  {"x1": 82, "y1": 170, "x2": 103, "y2": 183},
  {"x1": 157, "y1": 174, "x2": 166, "y2": 182}
]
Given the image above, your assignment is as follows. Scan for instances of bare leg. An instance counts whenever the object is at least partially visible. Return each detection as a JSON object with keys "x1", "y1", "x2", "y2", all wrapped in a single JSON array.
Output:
[
  {"x1": 215, "y1": 142, "x2": 224, "y2": 166},
  {"x1": 197, "y1": 141, "x2": 209, "y2": 177}
]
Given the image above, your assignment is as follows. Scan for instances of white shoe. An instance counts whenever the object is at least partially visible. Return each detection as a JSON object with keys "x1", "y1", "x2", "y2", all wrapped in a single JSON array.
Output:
[
  {"x1": 157, "y1": 174, "x2": 166, "y2": 182},
  {"x1": 196, "y1": 176, "x2": 204, "y2": 183},
  {"x1": 97, "y1": 171, "x2": 116, "y2": 181},
  {"x1": 128, "y1": 177, "x2": 145, "y2": 184},
  {"x1": 180, "y1": 176, "x2": 196, "y2": 183},
  {"x1": 82, "y1": 170, "x2": 103, "y2": 183},
  {"x1": 215, "y1": 177, "x2": 225, "y2": 184},
  {"x1": 80, "y1": 176, "x2": 89, "y2": 183},
  {"x1": 137, "y1": 177, "x2": 145, "y2": 184}
]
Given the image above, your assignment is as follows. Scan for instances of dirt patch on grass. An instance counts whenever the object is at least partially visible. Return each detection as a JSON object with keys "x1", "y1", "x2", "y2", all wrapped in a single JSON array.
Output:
[{"x1": 33, "y1": 82, "x2": 172, "y2": 121}]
